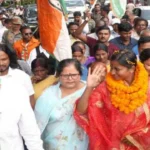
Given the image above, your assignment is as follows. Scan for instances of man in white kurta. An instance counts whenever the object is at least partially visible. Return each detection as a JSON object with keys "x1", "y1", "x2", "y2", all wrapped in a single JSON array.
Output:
[{"x1": 0, "y1": 80, "x2": 44, "y2": 150}]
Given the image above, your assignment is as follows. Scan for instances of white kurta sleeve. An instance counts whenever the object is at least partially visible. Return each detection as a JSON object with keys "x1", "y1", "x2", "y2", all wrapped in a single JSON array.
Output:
[
  {"x1": 18, "y1": 89, "x2": 44, "y2": 150},
  {"x1": 22, "y1": 71, "x2": 35, "y2": 96}
]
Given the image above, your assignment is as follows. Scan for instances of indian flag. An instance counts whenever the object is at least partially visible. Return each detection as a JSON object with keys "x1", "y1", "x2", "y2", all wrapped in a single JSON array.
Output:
[
  {"x1": 59, "y1": 0, "x2": 68, "y2": 16},
  {"x1": 37, "y1": 0, "x2": 72, "y2": 61},
  {"x1": 110, "y1": 0, "x2": 127, "y2": 19}
]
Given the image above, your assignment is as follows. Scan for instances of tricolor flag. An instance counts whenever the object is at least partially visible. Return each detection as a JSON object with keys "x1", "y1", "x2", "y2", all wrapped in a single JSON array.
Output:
[
  {"x1": 110, "y1": 0, "x2": 127, "y2": 19},
  {"x1": 37, "y1": 0, "x2": 72, "y2": 61},
  {"x1": 59, "y1": 0, "x2": 68, "y2": 16}
]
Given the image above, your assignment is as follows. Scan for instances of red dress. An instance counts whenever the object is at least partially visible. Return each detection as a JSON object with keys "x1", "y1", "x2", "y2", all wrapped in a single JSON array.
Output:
[{"x1": 74, "y1": 81, "x2": 150, "y2": 150}]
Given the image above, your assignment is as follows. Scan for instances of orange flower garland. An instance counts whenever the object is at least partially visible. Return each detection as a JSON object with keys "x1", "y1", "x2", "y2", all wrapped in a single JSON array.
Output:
[{"x1": 106, "y1": 62, "x2": 149, "y2": 114}]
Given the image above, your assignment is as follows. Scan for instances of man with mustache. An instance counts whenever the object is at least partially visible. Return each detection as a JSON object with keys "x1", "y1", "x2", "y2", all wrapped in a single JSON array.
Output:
[
  {"x1": 73, "y1": 11, "x2": 90, "y2": 34},
  {"x1": 0, "y1": 44, "x2": 44, "y2": 150},
  {"x1": 0, "y1": 44, "x2": 35, "y2": 108},
  {"x1": 74, "y1": 20, "x2": 119, "y2": 58}
]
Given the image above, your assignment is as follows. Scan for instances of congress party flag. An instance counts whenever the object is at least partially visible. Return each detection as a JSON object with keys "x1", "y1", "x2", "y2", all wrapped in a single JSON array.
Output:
[
  {"x1": 110, "y1": 0, "x2": 127, "y2": 19},
  {"x1": 37, "y1": 0, "x2": 72, "y2": 61},
  {"x1": 59, "y1": 0, "x2": 68, "y2": 16}
]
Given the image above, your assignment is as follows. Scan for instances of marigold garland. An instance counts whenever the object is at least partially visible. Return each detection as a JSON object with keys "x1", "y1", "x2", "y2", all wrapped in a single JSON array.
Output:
[{"x1": 106, "y1": 62, "x2": 149, "y2": 114}]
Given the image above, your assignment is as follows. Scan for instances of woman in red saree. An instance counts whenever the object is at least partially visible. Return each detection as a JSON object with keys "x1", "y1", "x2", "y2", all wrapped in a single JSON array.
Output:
[{"x1": 74, "y1": 50, "x2": 150, "y2": 150}]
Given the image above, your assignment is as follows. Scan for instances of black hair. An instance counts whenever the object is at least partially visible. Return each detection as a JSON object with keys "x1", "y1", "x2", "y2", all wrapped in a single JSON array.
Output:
[
  {"x1": 20, "y1": 26, "x2": 31, "y2": 33},
  {"x1": 134, "y1": 17, "x2": 148, "y2": 28},
  {"x1": 0, "y1": 44, "x2": 19, "y2": 69},
  {"x1": 72, "y1": 41, "x2": 86, "y2": 49},
  {"x1": 101, "y1": 5, "x2": 109, "y2": 14},
  {"x1": 56, "y1": 59, "x2": 82, "y2": 77},
  {"x1": 71, "y1": 44, "x2": 83, "y2": 54},
  {"x1": 138, "y1": 36, "x2": 150, "y2": 47},
  {"x1": 118, "y1": 22, "x2": 133, "y2": 32},
  {"x1": 93, "y1": 43, "x2": 108, "y2": 54},
  {"x1": 4, "y1": 18, "x2": 12, "y2": 24},
  {"x1": 73, "y1": 11, "x2": 81, "y2": 17},
  {"x1": 31, "y1": 57, "x2": 48, "y2": 71},
  {"x1": 121, "y1": 14, "x2": 129, "y2": 20},
  {"x1": 140, "y1": 48, "x2": 150, "y2": 63},
  {"x1": 31, "y1": 57, "x2": 55, "y2": 75},
  {"x1": 68, "y1": 22, "x2": 79, "y2": 29},
  {"x1": 133, "y1": 8, "x2": 141, "y2": 17},
  {"x1": 111, "y1": 50, "x2": 137, "y2": 68},
  {"x1": 96, "y1": 25, "x2": 110, "y2": 35},
  {"x1": 95, "y1": 3, "x2": 101, "y2": 7}
]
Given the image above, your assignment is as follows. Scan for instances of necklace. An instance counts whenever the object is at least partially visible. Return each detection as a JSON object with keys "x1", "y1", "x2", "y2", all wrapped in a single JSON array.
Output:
[
  {"x1": 106, "y1": 62, "x2": 149, "y2": 114},
  {"x1": 21, "y1": 43, "x2": 29, "y2": 60}
]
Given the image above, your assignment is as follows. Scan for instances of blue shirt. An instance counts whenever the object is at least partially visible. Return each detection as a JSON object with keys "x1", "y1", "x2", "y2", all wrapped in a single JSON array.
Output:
[
  {"x1": 110, "y1": 37, "x2": 138, "y2": 50},
  {"x1": 132, "y1": 45, "x2": 139, "y2": 55},
  {"x1": 81, "y1": 65, "x2": 88, "y2": 81}
]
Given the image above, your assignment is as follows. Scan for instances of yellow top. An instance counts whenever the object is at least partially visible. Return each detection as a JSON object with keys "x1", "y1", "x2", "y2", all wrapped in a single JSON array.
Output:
[{"x1": 33, "y1": 75, "x2": 58, "y2": 101}]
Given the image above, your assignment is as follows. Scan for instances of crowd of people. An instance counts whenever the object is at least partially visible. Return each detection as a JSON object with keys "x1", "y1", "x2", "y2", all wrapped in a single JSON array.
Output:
[{"x1": 0, "y1": 1, "x2": 150, "y2": 150}]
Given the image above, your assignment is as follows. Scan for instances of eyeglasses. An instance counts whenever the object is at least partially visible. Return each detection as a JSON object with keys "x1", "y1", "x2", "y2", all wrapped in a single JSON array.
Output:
[
  {"x1": 24, "y1": 32, "x2": 32, "y2": 36},
  {"x1": 60, "y1": 73, "x2": 80, "y2": 80}
]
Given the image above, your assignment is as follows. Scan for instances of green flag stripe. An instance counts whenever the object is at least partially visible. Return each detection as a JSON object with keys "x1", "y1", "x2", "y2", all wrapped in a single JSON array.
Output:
[
  {"x1": 111, "y1": 0, "x2": 125, "y2": 18},
  {"x1": 59, "y1": 0, "x2": 68, "y2": 15}
]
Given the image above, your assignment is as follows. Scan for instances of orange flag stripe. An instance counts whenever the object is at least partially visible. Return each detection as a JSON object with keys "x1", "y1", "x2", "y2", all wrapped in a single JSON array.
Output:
[{"x1": 37, "y1": 0, "x2": 62, "y2": 54}]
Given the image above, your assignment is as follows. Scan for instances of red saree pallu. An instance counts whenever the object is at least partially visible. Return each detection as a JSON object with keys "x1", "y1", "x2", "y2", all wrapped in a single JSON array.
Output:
[{"x1": 74, "y1": 81, "x2": 150, "y2": 150}]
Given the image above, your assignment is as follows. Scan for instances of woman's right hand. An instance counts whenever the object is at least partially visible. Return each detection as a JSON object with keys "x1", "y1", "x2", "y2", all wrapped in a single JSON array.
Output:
[
  {"x1": 31, "y1": 76, "x2": 42, "y2": 84},
  {"x1": 76, "y1": 65, "x2": 106, "y2": 114},
  {"x1": 87, "y1": 65, "x2": 106, "y2": 89}
]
